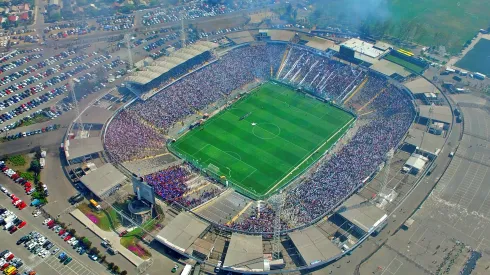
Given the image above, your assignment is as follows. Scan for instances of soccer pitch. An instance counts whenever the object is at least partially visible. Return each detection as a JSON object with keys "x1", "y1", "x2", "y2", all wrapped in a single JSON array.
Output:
[{"x1": 170, "y1": 82, "x2": 355, "y2": 198}]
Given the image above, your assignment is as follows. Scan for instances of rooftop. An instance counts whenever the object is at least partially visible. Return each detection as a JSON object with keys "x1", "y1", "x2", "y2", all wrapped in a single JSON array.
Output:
[
  {"x1": 288, "y1": 226, "x2": 342, "y2": 265},
  {"x1": 370, "y1": 59, "x2": 412, "y2": 78},
  {"x1": 405, "y1": 128, "x2": 445, "y2": 155},
  {"x1": 65, "y1": 137, "x2": 104, "y2": 161},
  {"x1": 338, "y1": 194, "x2": 387, "y2": 233},
  {"x1": 80, "y1": 163, "x2": 127, "y2": 197},
  {"x1": 341, "y1": 38, "x2": 385, "y2": 58},
  {"x1": 155, "y1": 212, "x2": 209, "y2": 253},
  {"x1": 226, "y1": 31, "x2": 255, "y2": 44},
  {"x1": 125, "y1": 41, "x2": 219, "y2": 86},
  {"x1": 405, "y1": 78, "x2": 439, "y2": 94},
  {"x1": 405, "y1": 154, "x2": 428, "y2": 170},
  {"x1": 224, "y1": 233, "x2": 264, "y2": 271},
  {"x1": 419, "y1": 105, "x2": 452, "y2": 124}
]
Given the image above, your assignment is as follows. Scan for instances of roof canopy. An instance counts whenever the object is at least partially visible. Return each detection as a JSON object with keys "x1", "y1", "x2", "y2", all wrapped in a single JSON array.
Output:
[
  {"x1": 80, "y1": 163, "x2": 127, "y2": 197},
  {"x1": 125, "y1": 41, "x2": 219, "y2": 86},
  {"x1": 224, "y1": 233, "x2": 264, "y2": 271}
]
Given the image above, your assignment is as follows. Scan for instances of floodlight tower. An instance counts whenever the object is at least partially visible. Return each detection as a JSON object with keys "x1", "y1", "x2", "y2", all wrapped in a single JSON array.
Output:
[
  {"x1": 69, "y1": 78, "x2": 84, "y2": 136},
  {"x1": 180, "y1": 10, "x2": 186, "y2": 47},
  {"x1": 124, "y1": 33, "x2": 134, "y2": 71},
  {"x1": 271, "y1": 192, "x2": 284, "y2": 260},
  {"x1": 380, "y1": 148, "x2": 395, "y2": 194}
]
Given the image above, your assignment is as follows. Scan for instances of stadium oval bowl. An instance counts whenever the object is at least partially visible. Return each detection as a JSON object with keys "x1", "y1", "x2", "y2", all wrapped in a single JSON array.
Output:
[{"x1": 100, "y1": 31, "x2": 419, "y2": 273}]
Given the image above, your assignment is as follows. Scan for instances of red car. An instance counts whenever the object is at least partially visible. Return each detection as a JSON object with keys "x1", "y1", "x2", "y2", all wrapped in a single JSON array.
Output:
[
  {"x1": 18, "y1": 221, "x2": 26, "y2": 228},
  {"x1": 24, "y1": 182, "x2": 32, "y2": 188},
  {"x1": 6, "y1": 253, "x2": 14, "y2": 261},
  {"x1": 11, "y1": 174, "x2": 19, "y2": 180},
  {"x1": 17, "y1": 201, "x2": 27, "y2": 209},
  {"x1": 0, "y1": 263, "x2": 8, "y2": 271},
  {"x1": 58, "y1": 229, "x2": 66, "y2": 236},
  {"x1": 48, "y1": 222, "x2": 56, "y2": 229},
  {"x1": 47, "y1": 220, "x2": 55, "y2": 227},
  {"x1": 25, "y1": 187, "x2": 31, "y2": 193},
  {"x1": 11, "y1": 195, "x2": 18, "y2": 201},
  {"x1": 64, "y1": 235, "x2": 71, "y2": 241},
  {"x1": 9, "y1": 226, "x2": 17, "y2": 234}
]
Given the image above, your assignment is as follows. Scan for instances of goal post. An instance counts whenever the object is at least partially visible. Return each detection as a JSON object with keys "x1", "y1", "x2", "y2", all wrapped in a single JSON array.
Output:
[{"x1": 207, "y1": 163, "x2": 220, "y2": 175}]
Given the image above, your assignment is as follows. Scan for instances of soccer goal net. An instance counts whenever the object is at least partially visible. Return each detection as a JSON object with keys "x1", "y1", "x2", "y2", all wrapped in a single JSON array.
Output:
[{"x1": 207, "y1": 163, "x2": 220, "y2": 175}]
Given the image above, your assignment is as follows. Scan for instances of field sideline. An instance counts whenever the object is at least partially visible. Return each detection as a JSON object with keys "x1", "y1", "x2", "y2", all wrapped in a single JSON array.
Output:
[{"x1": 170, "y1": 82, "x2": 354, "y2": 198}]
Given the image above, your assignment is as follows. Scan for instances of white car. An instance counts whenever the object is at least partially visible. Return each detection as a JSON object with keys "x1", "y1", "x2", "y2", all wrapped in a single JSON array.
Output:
[
  {"x1": 43, "y1": 218, "x2": 51, "y2": 225},
  {"x1": 33, "y1": 210, "x2": 41, "y2": 217},
  {"x1": 0, "y1": 186, "x2": 6, "y2": 192},
  {"x1": 52, "y1": 247, "x2": 59, "y2": 255}
]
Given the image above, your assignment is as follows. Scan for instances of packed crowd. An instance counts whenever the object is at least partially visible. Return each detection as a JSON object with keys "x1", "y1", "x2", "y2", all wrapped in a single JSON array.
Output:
[
  {"x1": 144, "y1": 166, "x2": 191, "y2": 202},
  {"x1": 130, "y1": 44, "x2": 286, "y2": 129},
  {"x1": 104, "y1": 43, "x2": 416, "y2": 232},
  {"x1": 105, "y1": 110, "x2": 166, "y2": 163},
  {"x1": 230, "y1": 76, "x2": 415, "y2": 232},
  {"x1": 279, "y1": 47, "x2": 365, "y2": 101}
]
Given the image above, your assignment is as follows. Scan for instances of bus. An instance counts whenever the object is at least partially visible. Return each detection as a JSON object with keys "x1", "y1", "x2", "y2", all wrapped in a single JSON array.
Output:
[
  {"x1": 181, "y1": 264, "x2": 192, "y2": 275},
  {"x1": 89, "y1": 199, "x2": 101, "y2": 210}
]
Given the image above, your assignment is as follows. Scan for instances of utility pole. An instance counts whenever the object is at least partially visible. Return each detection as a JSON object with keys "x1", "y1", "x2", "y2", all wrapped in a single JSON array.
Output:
[
  {"x1": 271, "y1": 192, "x2": 284, "y2": 260},
  {"x1": 124, "y1": 33, "x2": 133, "y2": 71},
  {"x1": 69, "y1": 78, "x2": 84, "y2": 137}
]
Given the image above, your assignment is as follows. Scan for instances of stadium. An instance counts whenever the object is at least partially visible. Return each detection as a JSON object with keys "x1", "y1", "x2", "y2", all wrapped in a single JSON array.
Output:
[{"x1": 100, "y1": 35, "x2": 416, "y2": 273}]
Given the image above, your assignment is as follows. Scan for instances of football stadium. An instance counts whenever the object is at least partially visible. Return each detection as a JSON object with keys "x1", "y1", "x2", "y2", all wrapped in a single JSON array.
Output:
[
  {"x1": 105, "y1": 41, "x2": 415, "y2": 231},
  {"x1": 100, "y1": 36, "x2": 417, "y2": 272}
]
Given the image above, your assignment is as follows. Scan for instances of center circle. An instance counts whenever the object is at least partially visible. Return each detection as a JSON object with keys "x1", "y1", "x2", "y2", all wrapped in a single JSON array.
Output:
[{"x1": 252, "y1": 123, "x2": 281, "y2": 139}]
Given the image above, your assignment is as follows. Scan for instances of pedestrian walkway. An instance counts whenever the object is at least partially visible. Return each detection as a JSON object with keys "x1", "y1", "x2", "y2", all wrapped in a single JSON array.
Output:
[{"x1": 70, "y1": 209, "x2": 145, "y2": 267}]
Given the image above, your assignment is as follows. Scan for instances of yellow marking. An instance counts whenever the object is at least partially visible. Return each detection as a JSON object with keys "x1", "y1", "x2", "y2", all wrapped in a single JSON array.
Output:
[
  {"x1": 265, "y1": 116, "x2": 356, "y2": 196},
  {"x1": 358, "y1": 88, "x2": 386, "y2": 112},
  {"x1": 343, "y1": 76, "x2": 368, "y2": 104},
  {"x1": 359, "y1": 110, "x2": 375, "y2": 117},
  {"x1": 227, "y1": 201, "x2": 254, "y2": 225},
  {"x1": 127, "y1": 153, "x2": 170, "y2": 162},
  {"x1": 183, "y1": 182, "x2": 210, "y2": 197}
]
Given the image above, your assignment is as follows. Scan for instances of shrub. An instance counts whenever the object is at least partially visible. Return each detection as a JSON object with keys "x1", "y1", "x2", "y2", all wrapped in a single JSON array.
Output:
[{"x1": 8, "y1": 155, "x2": 26, "y2": 166}]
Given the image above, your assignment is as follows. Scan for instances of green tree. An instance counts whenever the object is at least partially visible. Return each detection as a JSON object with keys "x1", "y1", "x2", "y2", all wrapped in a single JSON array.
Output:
[
  {"x1": 82, "y1": 238, "x2": 92, "y2": 249},
  {"x1": 112, "y1": 265, "x2": 119, "y2": 273},
  {"x1": 120, "y1": 271, "x2": 128, "y2": 275},
  {"x1": 108, "y1": 262, "x2": 114, "y2": 269},
  {"x1": 29, "y1": 160, "x2": 41, "y2": 174},
  {"x1": 100, "y1": 254, "x2": 107, "y2": 263},
  {"x1": 68, "y1": 229, "x2": 76, "y2": 236}
]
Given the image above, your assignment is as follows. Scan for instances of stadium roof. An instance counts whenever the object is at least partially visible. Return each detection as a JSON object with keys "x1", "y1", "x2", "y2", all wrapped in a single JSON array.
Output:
[
  {"x1": 80, "y1": 106, "x2": 115, "y2": 125},
  {"x1": 337, "y1": 194, "x2": 387, "y2": 233},
  {"x1": 80, "y1": 163, "x2": 127, "y2": 197},
  {"x1": 155, "y1": 212, "x2": 209, "y2": 253},
  {"x1": 370, "y1": 59, "x2": 412, "y2": 78},
  {"x1": 419, "y1": 105, "x2": 452, "y2": 124},
  {"x1": 405, "y1": 78, "x2": 440, "y2": 94},
  {"x1": 299, "y1": 35, "x2": 336, "y2": 51},
  {"x1": 265, "y1": 29, "x2": 295, "y2": 41},
  {"x1": 224, "y1": 233, "x2": 264, "y2": 271},
  {"x1": 288, "y1": 227, "x2": 342, "y2": 265},
  {"x1": 341, "y1": 38, "x2": 385, "y2": 58},
  {"x1": 65, "y1": 137, "x2": 104, "y2": 161},
  {"x1": 405, "y1": 128, "x2": 445, "y2": 155},
  {"x1": 125, "y1": 41, "x2": 219, "y2": 86},
  {"x1": 226, "y1": 31, "x2": 255, "y2": 44}
]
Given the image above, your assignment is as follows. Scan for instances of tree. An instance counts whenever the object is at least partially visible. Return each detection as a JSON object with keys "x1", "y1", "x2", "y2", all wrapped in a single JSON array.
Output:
[
  {"x1": 68, "y1": 229, "x2": 76, "y2": 236},
  {"x1": 82, "y1": 238, "x2": 92, "y2": 249},
  {"x1": 90, "y1": 247, "x2": 99, "y2": 255},
  {"x1": 108, "y1": 262, "x2": 114, "y2": 269},
  {"x1": 100, "y1": 254, "x2": 106, "y2": 263},
  {"x1": 29, "y1": 160, "x2": 41, "y2": 175},
  {"x1": 120, "y1": 271, "x2": 128, "y2": 275},
  {"x1": 112, "y1": 265, "x2": 119, "y2": 273}
]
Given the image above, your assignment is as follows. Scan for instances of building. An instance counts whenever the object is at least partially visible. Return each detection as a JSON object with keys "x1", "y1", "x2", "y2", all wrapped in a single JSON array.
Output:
[
  {"x1": 402, "y1": 154, "x2": 428, "y2": 174},
  {"x1": 64, "y1": 137, "x2": 104, "y2": 163},
  {"x1": 224, "y1": 233, "x2": 264, "y2": 272},
  {"x1": 80, "y1": 163, "x2": 128, "y2": 198},
  {"x1": 418, "y1": 105, "x2": 452, "y2": 125},
  {"x1": 288, "y1": 226, "x2": 342, "y2": 266},
  {"x1": 332, "y1": 194, "x2": 388, "y2": 238},
  {"x1": 404, "y1": 128, "x2": 445, "y2": 157},
  {"x1": 340, "y1": 38, "x2": 385, "y2": 58}
]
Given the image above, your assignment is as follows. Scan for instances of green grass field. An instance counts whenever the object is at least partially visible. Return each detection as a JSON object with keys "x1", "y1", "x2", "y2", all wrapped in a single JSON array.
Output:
[
  {"x1": 170, "y1": 82, "x2": 354, "y2": 198},
  {"x1": 384, "y1": 54, "x2": 425, "y2": 74}
]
